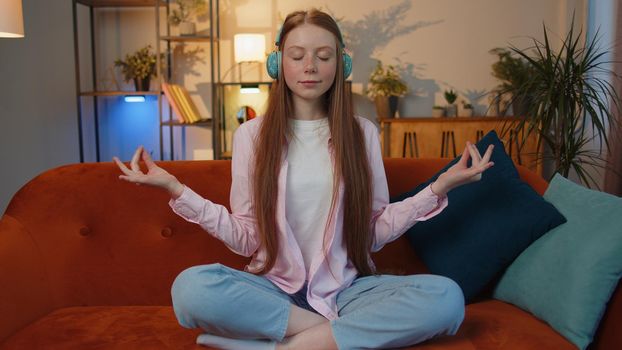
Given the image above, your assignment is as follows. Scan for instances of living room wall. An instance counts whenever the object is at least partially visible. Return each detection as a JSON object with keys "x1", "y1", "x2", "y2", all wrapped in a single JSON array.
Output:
[
  {"x1": 0, "y1": 0, "x2": 615, "y2": 215},
  {"x1": 0, "y1": 0, "x2": 78, "y2": 216}
]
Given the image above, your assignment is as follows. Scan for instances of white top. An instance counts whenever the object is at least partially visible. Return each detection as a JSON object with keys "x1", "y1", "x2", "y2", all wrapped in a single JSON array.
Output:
[{"x1": 286, "y1": 117, "x2": 333, "y2": 278}]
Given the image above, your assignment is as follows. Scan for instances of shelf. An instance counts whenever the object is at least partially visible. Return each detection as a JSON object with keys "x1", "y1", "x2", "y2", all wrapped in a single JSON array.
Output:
[
  {"x1": 79, "y1": 91, "x2": 161, "y2": 97},
  {"x1": 379, "y1": 116, "x2": 522, "y2": 123},
  {"x1": 161, "y1": 119, "x2": 213, "y2": 127},
  {"x1": 76, "y1": 0, "x2": 166, "y2": 7},
  {"x1": 160, "y1": 35, "x2": 212, "y2": 42}
]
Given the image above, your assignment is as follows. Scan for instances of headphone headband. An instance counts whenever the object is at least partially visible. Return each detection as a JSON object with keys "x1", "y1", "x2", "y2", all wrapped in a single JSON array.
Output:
[
  {"x1": 274, "y1": 27, "x2": 346, "y2": 49},
  {"x1": 267, "y1": 21, "x2": 352, "y2": 80}
]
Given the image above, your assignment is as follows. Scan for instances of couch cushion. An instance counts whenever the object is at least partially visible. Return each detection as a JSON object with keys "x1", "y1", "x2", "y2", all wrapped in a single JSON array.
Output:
[
  {"x1": 391, "y1": 131, "x2": 566, "y2": 302},
  {"x1": 0, "y1": 303, "x2": 575, "y2": 350},
  {"x1": 494, "y1": 174, "x2": 622, "y2": 350},
  {"x1": 0, "y1": 306, "x2": 202, "y2": 350},
  {"x1": 414, "y1": 300, "x2": 576, "y2": 350}
]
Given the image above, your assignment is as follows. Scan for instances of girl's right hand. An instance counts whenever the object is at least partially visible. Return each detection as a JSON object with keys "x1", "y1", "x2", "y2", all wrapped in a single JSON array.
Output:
[{"x1": 113, "y1": 146, "x2": 184, "y2": 199}]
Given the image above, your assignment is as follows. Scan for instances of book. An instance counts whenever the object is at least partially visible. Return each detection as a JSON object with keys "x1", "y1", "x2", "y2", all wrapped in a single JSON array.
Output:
[
  {"x1": 161, "y1": 82, "x2": 187, "y2": 123},
  {"x1": 170, "y1": 84, "x2": 197, "y2": 123},
  {"x1": 177, "y1": 85, "x2": 203, "y2": 123}
]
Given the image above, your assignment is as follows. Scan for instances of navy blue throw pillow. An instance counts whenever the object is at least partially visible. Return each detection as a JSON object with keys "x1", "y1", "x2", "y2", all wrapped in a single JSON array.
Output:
[{"x1": 391, "y1": 131, "x2": 566, "y2": 302}]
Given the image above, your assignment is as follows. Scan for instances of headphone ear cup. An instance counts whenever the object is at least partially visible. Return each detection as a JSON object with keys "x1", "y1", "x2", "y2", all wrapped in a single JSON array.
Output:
[
  {"x1": 342, "y1": 53, "x2": 352, "y2": 79},
  {"x1": 266, "y1": 51, "x2": 281, "y2": 79}
]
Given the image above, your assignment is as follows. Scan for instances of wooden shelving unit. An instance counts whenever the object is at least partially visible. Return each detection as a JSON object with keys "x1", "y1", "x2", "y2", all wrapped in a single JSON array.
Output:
[
  {"x1": 76, "y1": 0, "x2": 165, "y2": 7},
  {"x1": 72, "y1": 0, "x2": 220, "y2": 162},
  {"x1": 156, "y1": 0, "x2": 220, "y2": 160},
  {"x1": 79, "y1": 91, "x2": 161, "y2": 97}
]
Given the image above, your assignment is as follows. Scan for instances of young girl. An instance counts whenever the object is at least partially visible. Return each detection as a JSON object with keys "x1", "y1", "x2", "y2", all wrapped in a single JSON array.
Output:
[{"x1": 114, "y1": 8, "x2": 494, "y2": 350}]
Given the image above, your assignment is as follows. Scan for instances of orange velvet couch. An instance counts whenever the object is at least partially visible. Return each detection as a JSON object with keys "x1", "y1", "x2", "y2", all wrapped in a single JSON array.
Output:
[{"x1": 0, "y1": 158, "x2": 620, "y2": 350}]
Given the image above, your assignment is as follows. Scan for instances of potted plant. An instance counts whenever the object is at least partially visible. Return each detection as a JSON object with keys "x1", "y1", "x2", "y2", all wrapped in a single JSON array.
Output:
[
  {"x1": 500, "y1": 18, "x2": 621, "y2": 187},
  {"x1": 490, "y1": 47, "x2": 535, "y2": 116},
  {"x1": 367, "y1": 60, "x2": 408, "y2": 120},
  {"x1": 432, "y1": 105, "x2": 445, "y2": 118},
  {"x1": 114, "y1": 45, "x2": 164, "y2": 91},
  {"x1": 460, "y1": 101, "x2": 474, "y2": 117},
  {"x1": 168, "y1": 0, "x2": 208, "y2": 36},
  {"x1": 444, "y1": 89, "x2": 457, "y2": 117}
]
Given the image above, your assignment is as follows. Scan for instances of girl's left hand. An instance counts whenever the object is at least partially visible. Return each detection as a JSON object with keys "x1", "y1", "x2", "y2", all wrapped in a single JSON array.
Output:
[{"x1": 430, "y1": 142, "x2": 495, "y2": 197}]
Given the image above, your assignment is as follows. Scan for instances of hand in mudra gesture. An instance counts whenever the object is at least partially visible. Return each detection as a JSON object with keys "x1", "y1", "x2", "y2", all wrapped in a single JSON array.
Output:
[
  {"x1": 113, "y1": 146, "x2": 184, "y2": 198},
  {"x1": 430, "y1": 141, "x2": 495, "y2": 197}
]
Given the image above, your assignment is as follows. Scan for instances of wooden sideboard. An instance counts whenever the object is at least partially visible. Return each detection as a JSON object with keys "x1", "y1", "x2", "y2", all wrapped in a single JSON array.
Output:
[{"x1": 379, "y1": 117, "x2": 542, "y2": 175}]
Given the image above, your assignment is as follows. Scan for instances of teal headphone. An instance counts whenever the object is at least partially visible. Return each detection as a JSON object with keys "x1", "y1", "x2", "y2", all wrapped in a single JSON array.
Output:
[{"x1": 266, "y1": 27, "x2": 352, "y2": 80}]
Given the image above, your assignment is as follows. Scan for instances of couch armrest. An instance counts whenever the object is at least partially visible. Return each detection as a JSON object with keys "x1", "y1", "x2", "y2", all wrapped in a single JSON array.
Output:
[{"x1": 0, "y1": 215, "x2": 54, "y2": 344}]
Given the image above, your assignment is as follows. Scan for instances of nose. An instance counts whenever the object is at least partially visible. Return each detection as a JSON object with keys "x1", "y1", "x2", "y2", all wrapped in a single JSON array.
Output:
[{"x1": 304, "y1": 56, "x2": 317, "y2": 73}]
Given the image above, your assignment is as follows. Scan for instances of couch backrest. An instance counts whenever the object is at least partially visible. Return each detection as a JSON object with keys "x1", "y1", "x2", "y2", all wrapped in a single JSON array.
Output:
[{"x1": 1, "y1": 158, "x2": 547, "y2": 308}]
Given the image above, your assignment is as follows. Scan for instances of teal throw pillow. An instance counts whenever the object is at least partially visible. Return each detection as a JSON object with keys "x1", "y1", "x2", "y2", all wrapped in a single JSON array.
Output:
[{"x1": 493, "y1": 174, "x2": 622, "y2": 350}]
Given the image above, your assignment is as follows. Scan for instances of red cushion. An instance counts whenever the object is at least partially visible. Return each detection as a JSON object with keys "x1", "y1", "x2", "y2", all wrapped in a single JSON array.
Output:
[
  {"x1": 0, "y1": 306, "x2": 202, "y2": 350},
  {"x1": 1, "y1": 301, "x2": 575, "y2": 350}
]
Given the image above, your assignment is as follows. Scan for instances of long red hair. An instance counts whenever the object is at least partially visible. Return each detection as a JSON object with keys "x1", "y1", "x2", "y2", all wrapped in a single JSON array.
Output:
[{"x1": 252, "y1": 8, "x2": 374, "y2": 276}]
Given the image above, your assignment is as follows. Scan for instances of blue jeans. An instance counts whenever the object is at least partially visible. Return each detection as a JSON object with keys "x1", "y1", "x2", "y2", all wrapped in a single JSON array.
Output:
[{"x1": 171, "y1": 263, "x2": 464, "y2": 349}]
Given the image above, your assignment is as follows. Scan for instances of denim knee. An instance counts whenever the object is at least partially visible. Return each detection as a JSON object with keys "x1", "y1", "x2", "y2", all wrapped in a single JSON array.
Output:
[
  {"x1": 429, "y1": 275, "x2": 465, "y2": 335},
  {"x1": 404, "y1": 274, "x2": 465, "y2": 336},
  {"x1": 170, "y1": 263, "x2": 227, "y2": 328}
]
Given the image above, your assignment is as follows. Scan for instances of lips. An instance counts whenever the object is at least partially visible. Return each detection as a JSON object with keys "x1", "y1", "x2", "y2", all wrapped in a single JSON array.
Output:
[{"x1": 299, "y1": 80, "x2": 321, "y2": 87}]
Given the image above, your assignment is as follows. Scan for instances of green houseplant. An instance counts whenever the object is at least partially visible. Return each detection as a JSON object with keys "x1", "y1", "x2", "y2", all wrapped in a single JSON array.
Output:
[
  {"x1": 461, "y1": 101, "x2": 474, "y2": 117},
  {"x1": 500, "y1": 20, "x2": 620, "y2": 187},
  {"x1": 490, "y1": 47, "x2": 535, "y2": 116},
  {"x1": 114, "y1": 45, "x2": 163, "y2": 91},
  {"x1": 367, "y1": 61, "x2": 408, "y2": 119},
  {"x1": 444, "y1": 89, "x2": 457, "y2": 117},
  {"x1": 168, "y1": 0, "x2": 208, "y2": 36}
]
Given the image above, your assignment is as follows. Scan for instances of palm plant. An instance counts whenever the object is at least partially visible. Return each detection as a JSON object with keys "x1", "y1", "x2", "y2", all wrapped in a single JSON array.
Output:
[{"x1": 498, "y1": 19, "x2": 620, "y2": 188}]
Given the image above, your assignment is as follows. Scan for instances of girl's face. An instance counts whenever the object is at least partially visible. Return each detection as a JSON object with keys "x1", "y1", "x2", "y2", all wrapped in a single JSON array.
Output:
[{"x1": 281, "y1": 23, "x2": 338, "y2": 105}]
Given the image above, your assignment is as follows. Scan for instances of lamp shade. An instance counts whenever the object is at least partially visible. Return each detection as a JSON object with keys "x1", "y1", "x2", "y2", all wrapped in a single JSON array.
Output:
[
  {"x1": 0, "y1": 0, "x2": 24, "y2": 38},
  {"x1": 234, "y1": 34, "x2": 265, "y2": 63}
]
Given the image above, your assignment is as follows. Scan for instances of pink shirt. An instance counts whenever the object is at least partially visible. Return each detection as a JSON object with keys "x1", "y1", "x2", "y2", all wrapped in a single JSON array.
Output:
[{"x1": 169, "y1": 116, "x2": 448, "y2": 320}]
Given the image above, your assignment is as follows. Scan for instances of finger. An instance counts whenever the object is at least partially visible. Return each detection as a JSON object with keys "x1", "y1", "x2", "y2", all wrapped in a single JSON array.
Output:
[
  {"x1": 113, "y1": 156, "x2": 133, "y2": 176},
  {"x1": 118, "y1": 174, "x2": 137, "y2": 183},
  {"x1": 142, "y1": 148, "x2": 157, "y2": 169},
  {"x1": 473, "y1": 161, "x2": 495, "y2": 176},
  {"x1": 130, "y1": 146, "x2": 143, "y2": 172},
  {"x1": 119, "y1": 173, "x2": 145, "y2": 185},
  {"x1": 458, "y1": 142, "x2": 471, "y2": 166},
  {"x1": 467, "y1": 143, "x2": 482, "y2": 164},
  {"x1": 481, "y1": 145, "x2": 494, "y2": 163}
]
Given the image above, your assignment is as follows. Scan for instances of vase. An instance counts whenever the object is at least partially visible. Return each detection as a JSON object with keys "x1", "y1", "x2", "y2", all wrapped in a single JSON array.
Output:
[
  {"x1": 374, "y1": 96, "x2": 389, "y2": 120},
  {"x1": 179, "y1": 22, "x2": 196, "y2": 36},
  {"x1": 388, "y1": 95, "x2": 399, "y2": 118},
  {"x1": 374, "y1": 96, "x2": 399, "y2": 120},
  {"x1": 446, "y1": 104, "x2": 457, "y2": 117},
  {"x1": 133, "y1": 76, "x2": 150, "y2": 91},
  {"x1": 432, "y1": 108, "x2": 444, "y2": 118}
]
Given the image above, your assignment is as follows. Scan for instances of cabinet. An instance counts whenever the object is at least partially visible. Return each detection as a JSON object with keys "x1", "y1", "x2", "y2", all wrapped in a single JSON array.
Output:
[
  {"x1": 72, "y1": 0, "x2": 220, "y2": 162},
  {"x1": 379, "y1": 117, "x2": 543, "y2": 175}
]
